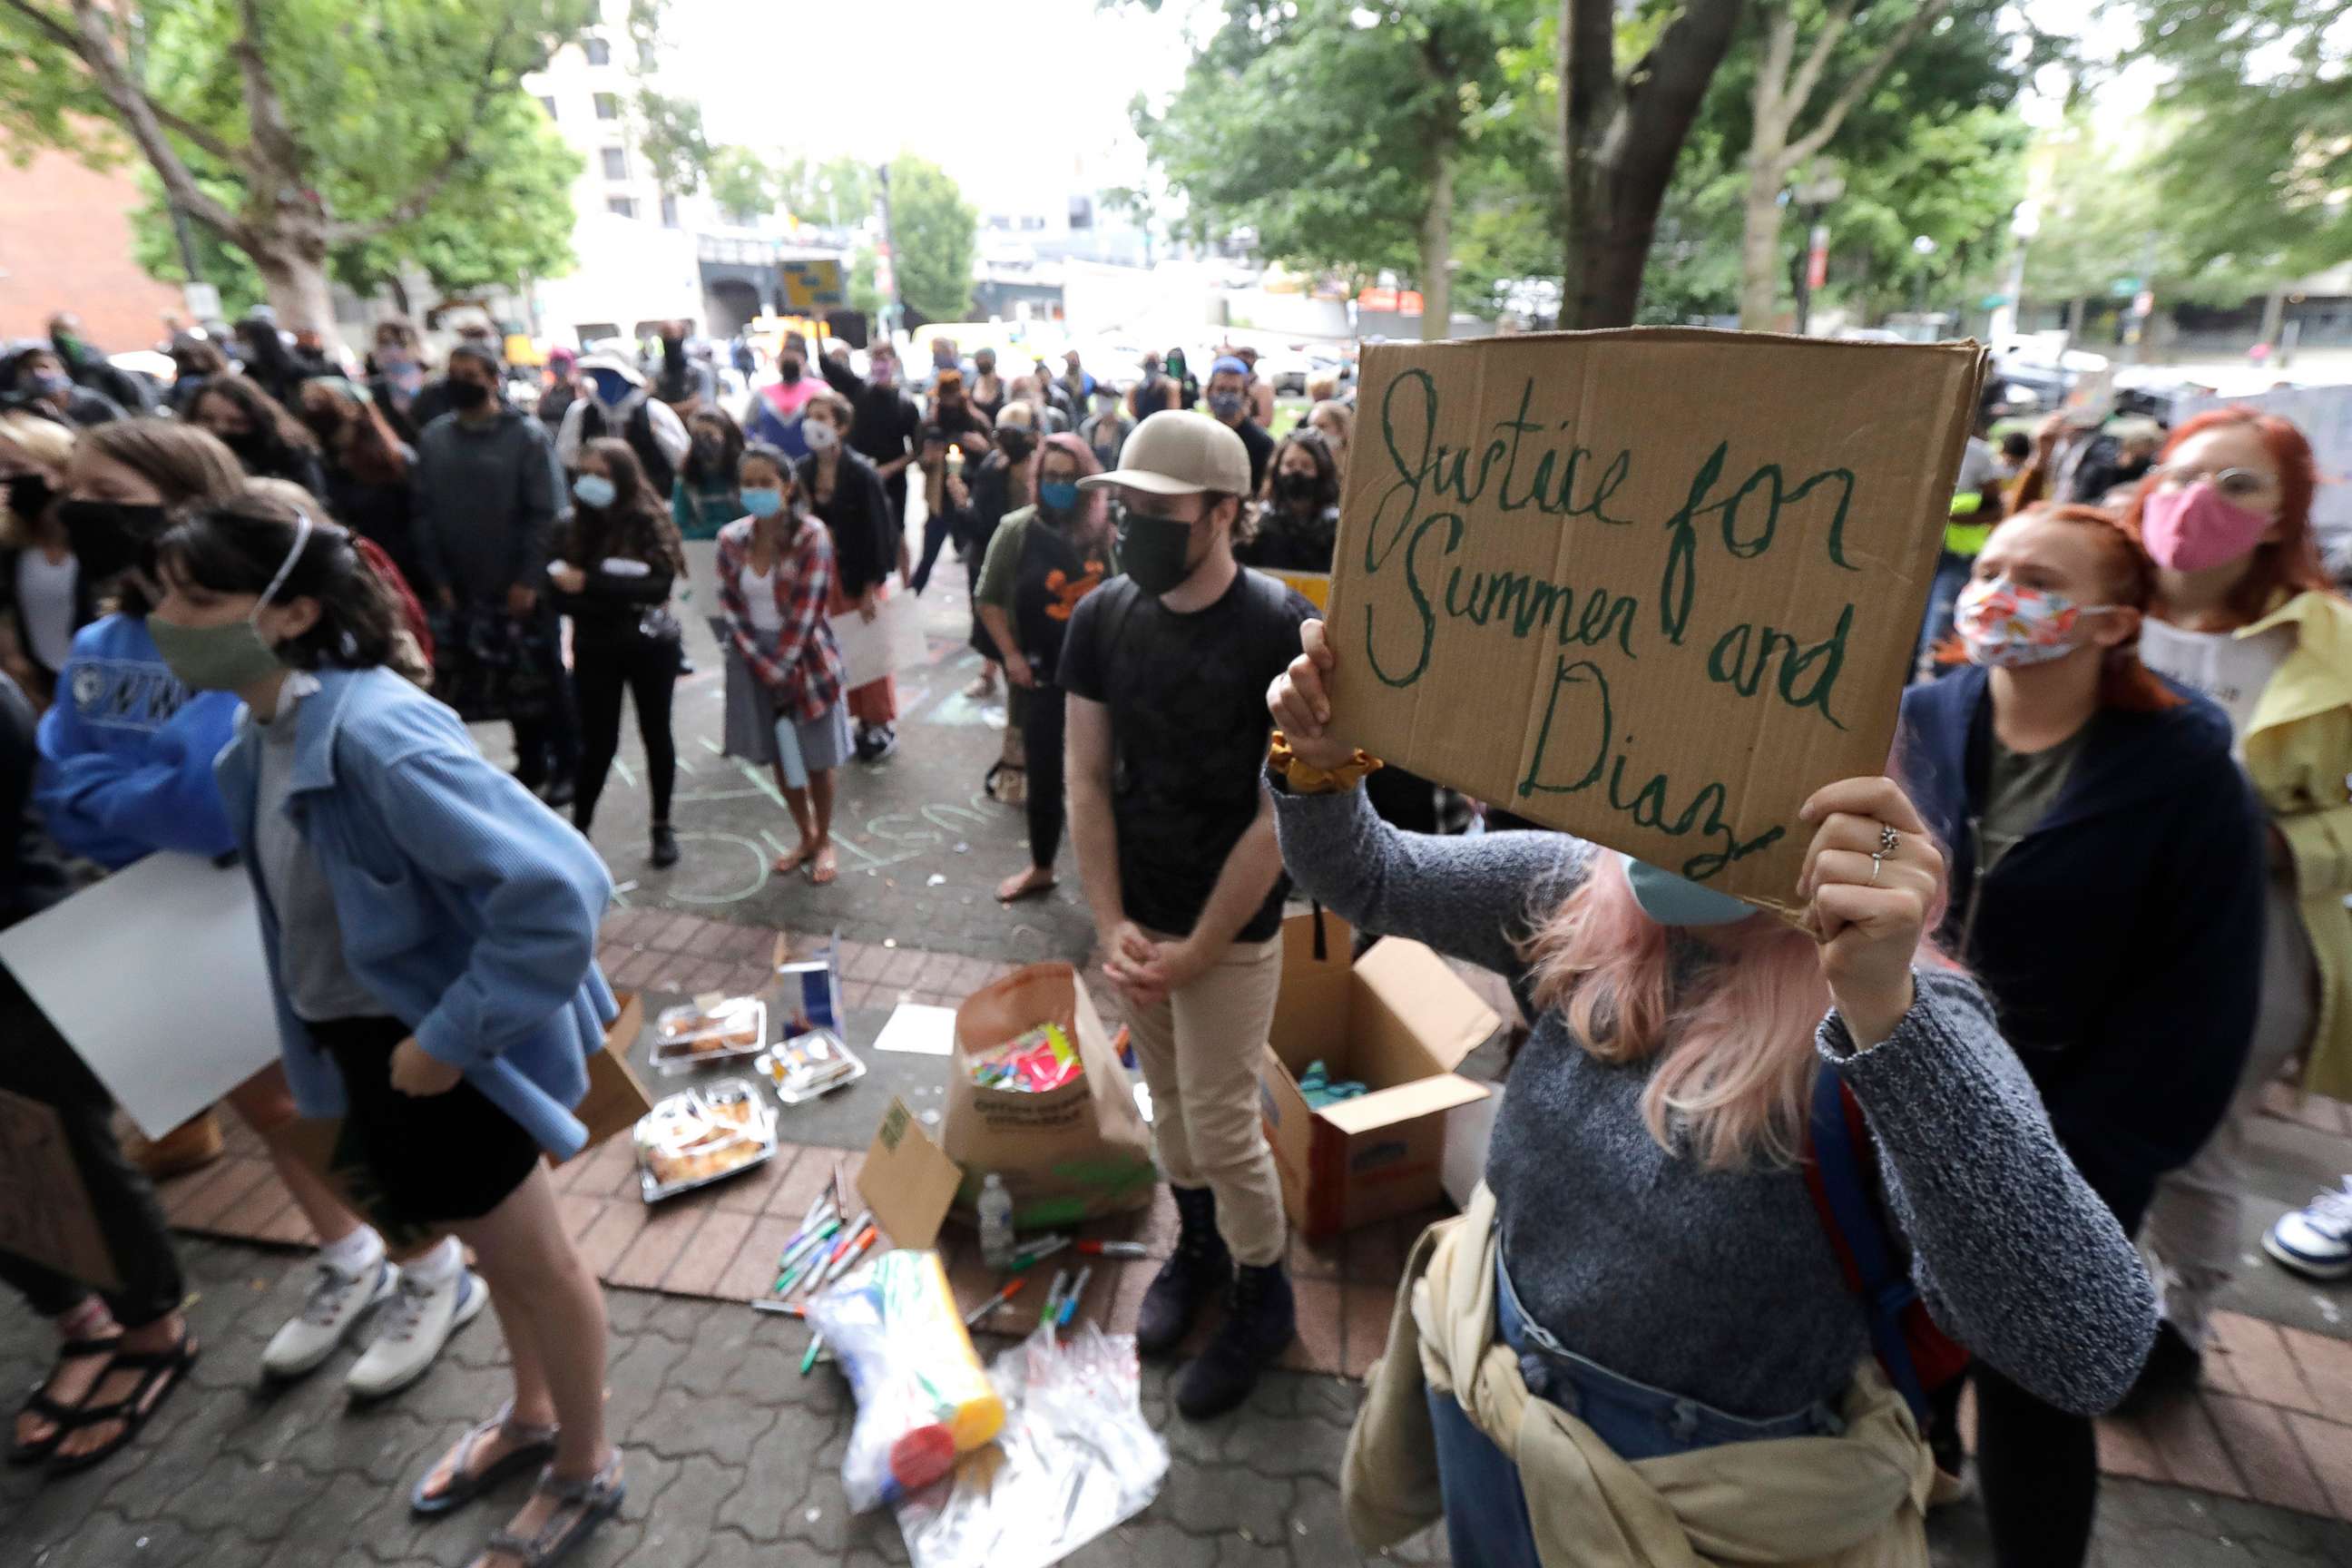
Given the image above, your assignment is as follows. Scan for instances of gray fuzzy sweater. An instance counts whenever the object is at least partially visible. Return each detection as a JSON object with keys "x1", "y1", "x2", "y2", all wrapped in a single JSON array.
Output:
[{"x1": 1273, "y1": 785, "x2": 2157, "y2": 1420}]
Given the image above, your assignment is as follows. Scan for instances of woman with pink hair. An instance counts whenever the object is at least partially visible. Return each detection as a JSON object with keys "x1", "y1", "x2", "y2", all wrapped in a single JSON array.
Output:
[
  {"x1": 975, "y1": 432, "x2": 1113, "y2": 902},
  {"x1": 1263, "y1": 616, "x2": 2159, "y2": 1563}
]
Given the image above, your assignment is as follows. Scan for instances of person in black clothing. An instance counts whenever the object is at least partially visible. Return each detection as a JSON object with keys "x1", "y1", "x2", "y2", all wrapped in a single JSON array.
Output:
[
  {"x1": 1203, "y1": 357, "x2": 1273, "y2": 495},
  {"x1": 407, "y1": 320, "x2": 503, "y2": 435},
  {"x1": 191, "y1": 374, "x2": 328, "y2": 497},
  {"x1": 164, "y1": 335, "x2": 229, "y2": 419},
  {"x1": 297, "y1": 377, "x2": 423, "y2": 595},
  {"x1": 1129, "y1": 352, "x2": 1182, "y2": 421},
  {"x1": 818, "y1": 338, "x2": 922, "y2": 533},
  {"x1": 968, "y1": 347, "x2": 1008, "y2": 425},
  {"x1": 908, "y1": 370, "x2": 995, "y2": 595},
  {"x1": 537, "y1": 346, "x2": 580, "y2": 434},
  {"x1": 799, "y1": 392, "x2": 905, "y2": 760},
  {"x1": 652, "y1": 320, "x2": 715, "y2": 417},
  {"x1": 1899, "y1": 505, "x2": 2264, "y2": 1568},
  {"x1": 230, "y1": 311, "x2": 306, "y2": 407},
  {"x1": 975, "y1": 433, "x2": 1115, "y2": 901},
  {"x1": 1239, "y1": 429, "x2": 1340, "y2": 573},
  {"x1": 4, "y1": 347, "x2": 124, "y2": 428},
  {"x1": 959, "y1": 404, "x2": 1038, "y2": 701},
  {"x1": 552, "y1": 436, "x2": 686, "y2": 867},
  {"x1": 46, "y1": 315, "x2": 155, "y2": 415},
  {"x1": 1, "y1": 668, "x2": 196, "y2": 1473},
  {"x1": 365, "y1": 318, "x2": 429, "y2": 444}
]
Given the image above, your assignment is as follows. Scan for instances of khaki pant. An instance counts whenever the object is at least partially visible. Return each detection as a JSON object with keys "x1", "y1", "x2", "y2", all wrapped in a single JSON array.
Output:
[
  {"x1": 2141, "y1": 869, "x2": 2318, "y2": 1348},
  {"x1": 1124, "y1": 930, "x2": 1288, "y2": 1267}
]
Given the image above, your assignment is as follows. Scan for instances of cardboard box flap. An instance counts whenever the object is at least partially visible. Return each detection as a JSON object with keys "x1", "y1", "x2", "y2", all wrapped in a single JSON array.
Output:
[
  {"x1": 862, "y1": 1096, "x2": 964, "y2": 1250},
  {"x1": 1352, "y1": 938, "x2": 1502, "y2": 1073},
  {"x1": 1270, "y1": 908, "x2": 1357, "y2": 1071},
  {"x1": 1318, "y1": 1072, "x2": 1490, "y2": 1135}
]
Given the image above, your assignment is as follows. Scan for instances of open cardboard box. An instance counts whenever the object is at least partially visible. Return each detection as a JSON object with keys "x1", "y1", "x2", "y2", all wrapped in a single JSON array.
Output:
[{"x1": 1259, "y1": 910, "x2": 1501, "y2": 1240}]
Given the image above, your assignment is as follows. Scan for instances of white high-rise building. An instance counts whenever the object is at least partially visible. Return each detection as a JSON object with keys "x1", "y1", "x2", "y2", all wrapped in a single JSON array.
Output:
[{"x1": 521, "y1": 0, "x2": 709, "y2": 349}]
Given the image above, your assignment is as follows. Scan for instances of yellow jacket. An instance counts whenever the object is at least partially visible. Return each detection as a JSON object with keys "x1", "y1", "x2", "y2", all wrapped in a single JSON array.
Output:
[
  {"x1": 2239, "y1": 590, "x2": 2352, "y2": 1100},
  {"x1": 1343, "y1": 1186, "x2": 1934, "y2": 1567}
]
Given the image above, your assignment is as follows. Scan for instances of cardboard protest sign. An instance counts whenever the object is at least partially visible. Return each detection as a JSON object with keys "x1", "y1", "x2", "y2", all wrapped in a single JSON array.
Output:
[
  {"x1": 0, "y1": 851, "x2": 280, "y2": 1138},
  {"x1": 1323, "y1": 328, "x2": 1985, "y2": 911},
  {"x1": 0, "y1": 1089, "x2": 121, "y2": 1291}
]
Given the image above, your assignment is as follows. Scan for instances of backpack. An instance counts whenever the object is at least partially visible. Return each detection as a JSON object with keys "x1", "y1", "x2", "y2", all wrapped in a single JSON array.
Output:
[{"x1": 1801, "y1": 1063, "x2": 1972, "y2": 1429}]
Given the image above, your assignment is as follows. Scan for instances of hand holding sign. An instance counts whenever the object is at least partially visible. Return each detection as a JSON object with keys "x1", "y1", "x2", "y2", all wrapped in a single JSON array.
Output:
[
  {"x1": 1798, "y1": 777, "x2": 1945, "y2": 1048},
  {"x1": 1267, "y1": 619, "x2": 1353, "y2": 770}
]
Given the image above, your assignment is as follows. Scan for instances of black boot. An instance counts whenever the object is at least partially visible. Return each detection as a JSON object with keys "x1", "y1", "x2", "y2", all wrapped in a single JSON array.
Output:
[
  {"x1": 649, "y1": 821, "x2": 680, "y2": 868},
  {"x1": 1136, "y1": 1186, "x2": 1230, "y2": 1357},
  {"x1": 1175, "y1": 1260, "x2": 1296, "y2": 1421}
]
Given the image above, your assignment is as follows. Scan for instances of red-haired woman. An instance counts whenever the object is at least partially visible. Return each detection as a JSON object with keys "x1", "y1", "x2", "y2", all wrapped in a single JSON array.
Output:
[
  {"x1": 1902, "y1": 503, "x2": 2266, "y2": 1567},
  {"x1": 2122, "y1": 411, "x2": 2352, "y2": 1342},
  {"x1": 1263, "y1": 614, "x2": 2163, "y2": 1563}
]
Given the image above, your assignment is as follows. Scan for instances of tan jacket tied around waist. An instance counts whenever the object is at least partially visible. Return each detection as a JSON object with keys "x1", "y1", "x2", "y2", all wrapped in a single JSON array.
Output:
[{"x1": 1342, "y1": 1186, "x2": 1936, "y2": 1568}]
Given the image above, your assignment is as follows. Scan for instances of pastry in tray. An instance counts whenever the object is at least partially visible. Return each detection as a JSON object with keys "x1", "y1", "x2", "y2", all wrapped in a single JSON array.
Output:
[
  {"x1": 635, "y1": 1083, "x2": 774, "y2": 1191},
  {"x1": 655, "y1": 996, "x2": 765, "y2": 1045}
]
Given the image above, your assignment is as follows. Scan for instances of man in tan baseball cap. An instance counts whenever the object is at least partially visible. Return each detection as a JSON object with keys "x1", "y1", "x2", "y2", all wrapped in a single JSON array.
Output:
[{"x1": 1059, "y1": 407, "x2": 1314, "y2": 1421}]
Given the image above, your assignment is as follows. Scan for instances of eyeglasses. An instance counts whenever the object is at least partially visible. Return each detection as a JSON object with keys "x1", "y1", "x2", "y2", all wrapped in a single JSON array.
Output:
[{"x1": 2152, "y1": 464, "x2": 2272, "y2": 502}]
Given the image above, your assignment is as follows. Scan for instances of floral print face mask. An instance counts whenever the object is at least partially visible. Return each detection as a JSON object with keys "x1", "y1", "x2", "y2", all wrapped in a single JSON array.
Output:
[{"x1": 1954, "y1": 576, "x2": 2115, "y2": 668}]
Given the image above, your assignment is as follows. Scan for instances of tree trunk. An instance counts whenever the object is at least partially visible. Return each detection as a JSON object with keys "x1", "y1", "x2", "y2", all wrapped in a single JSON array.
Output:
[
  {"x1": 1417, "y1": 134, "x2": 1455, "y2": 342},
  {"x1": 250, "y1": 243, "x2": 338, "y2": 337},
  {"x1": 2259, "y1": 284, "x2": 2288, "y2": 348},
  {"x1": 1740, "y1": 154, "x2": 1788, "y2": 328}
]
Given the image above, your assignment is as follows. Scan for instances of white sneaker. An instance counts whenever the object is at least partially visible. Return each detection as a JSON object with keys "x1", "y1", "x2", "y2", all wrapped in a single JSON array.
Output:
[
  {"x1": 347, "y1": 1267, "x2": 487, "y2": 1399},
  {"x1": 263, "y1": 1256, "x2": 397, "y2": 1380},
  {"x1": 2265, "y1": 1178, "x2": 2352, "y2": 1281}
]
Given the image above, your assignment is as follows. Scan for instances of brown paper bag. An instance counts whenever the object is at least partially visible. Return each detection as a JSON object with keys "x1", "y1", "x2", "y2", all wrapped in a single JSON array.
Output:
[
  {"x1": 281, "y1": 994, "x2": 653, "y2": 1250},
  {"x1": 946, "y1": 964, "x2": 1155, "y2": 1227}
]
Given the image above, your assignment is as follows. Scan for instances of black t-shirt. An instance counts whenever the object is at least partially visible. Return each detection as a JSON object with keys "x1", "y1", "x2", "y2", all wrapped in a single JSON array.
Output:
[{"x1": 1059, "y1": 567, "x2": 1313, "y2": 941}]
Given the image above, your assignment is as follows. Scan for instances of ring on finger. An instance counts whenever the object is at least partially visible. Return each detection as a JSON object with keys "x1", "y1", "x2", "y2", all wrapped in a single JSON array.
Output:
[
  {"x1": 1869, "y1": 852, "x2": 1885, "y2": 885},
  {"x1": 1878, "y1": 823, "x2": 1900, "y2": 857}
]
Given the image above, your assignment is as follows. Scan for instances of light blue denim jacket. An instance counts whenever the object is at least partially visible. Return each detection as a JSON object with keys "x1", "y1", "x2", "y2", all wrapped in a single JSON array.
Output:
[{"x1": 215, "y1": 666, "x2": 617, "y2": 1157}]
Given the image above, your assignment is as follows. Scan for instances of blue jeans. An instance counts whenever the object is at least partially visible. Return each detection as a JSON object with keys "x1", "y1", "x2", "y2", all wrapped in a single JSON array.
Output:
[{"x1": 1427, "y1": 1256, "x2": 1846, "y2": 1568}]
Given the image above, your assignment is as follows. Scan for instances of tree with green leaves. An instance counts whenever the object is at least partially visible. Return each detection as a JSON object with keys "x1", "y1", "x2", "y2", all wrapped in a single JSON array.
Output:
[
  {"x1": 0, "y1": 0, "x2": 593, "y2": 335},
  {"x1": 886, "y1": 156, "x2": 975, "y2": 325},
  {"x1": 1136, "y1": 0, "x2": 1545, "y2": 340},
  {"x1": 781, "y1": 156, "x2": 876, "y2": 230},
  {"x1": 1734, "y1": 0, "x2": 1957, "y2": 326},
  {"x1": 634, "y1": 87, "x2": 712, "y2": 200},
  {"x1": 707, "y1": 146, "x2": 784, "y2": 222}
]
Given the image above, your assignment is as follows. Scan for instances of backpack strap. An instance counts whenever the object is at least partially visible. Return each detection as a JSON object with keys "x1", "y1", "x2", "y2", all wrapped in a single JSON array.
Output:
[{"x1": 1803, "y1": 1063, "x2": 1935, "y2": 1426}]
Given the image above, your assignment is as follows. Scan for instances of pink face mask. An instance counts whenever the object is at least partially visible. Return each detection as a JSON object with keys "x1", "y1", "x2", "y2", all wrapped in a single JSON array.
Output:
[{"x1": 2141, "y1": 482, "x2": 2272, "y2": 573}]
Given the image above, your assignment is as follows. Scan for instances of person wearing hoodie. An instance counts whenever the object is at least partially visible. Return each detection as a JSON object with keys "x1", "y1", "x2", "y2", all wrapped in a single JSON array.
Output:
[
  {"x1": 414, "y1": 345, "x2": 578, "y2": 805},
  {"x1": 40, "y1": 417, "x2": 485, "y2": 1405},
  {"x1": 555, "y1": 354, "x2": 690, "y2": 502},
  {"x1": 46, "y1": 314, "x2": 155, "y2": 416},
  {"x1": 2120, "y1": 412, "x2": 2352, "y2": 1374},
  {"x1": 1899, "y1": 503, "x2": 2266, "y2": 1568}
]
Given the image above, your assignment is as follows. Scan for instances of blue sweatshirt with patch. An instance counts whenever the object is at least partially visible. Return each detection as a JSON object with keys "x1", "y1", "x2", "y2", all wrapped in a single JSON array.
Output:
[{"x1": 35, "y1": 613, "x2": 240, "y2": 868}]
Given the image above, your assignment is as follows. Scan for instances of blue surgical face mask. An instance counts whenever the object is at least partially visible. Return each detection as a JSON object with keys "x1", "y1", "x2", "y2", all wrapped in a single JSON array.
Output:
[
  {"x1": 741, "y1": 486, "x2": 784, "y2": 518},
  {"x1": 1038, "y1": 481, "x2": 1081, "y2": 514},
  {"x1": 573, "y1": 474, "x2": 617, "y2": 510},
  {"x1": 1618, "y1": 853, "x2": 1755, "y2": 927}
]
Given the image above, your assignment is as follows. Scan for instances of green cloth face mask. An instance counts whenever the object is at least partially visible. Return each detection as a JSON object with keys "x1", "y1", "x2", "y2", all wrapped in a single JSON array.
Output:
[
  {"x1": 148, "y1": 513, "x2": 310, "y2": 691},
  {"x1": 1116, "y1": 508, "x2": 1197, "y2": 595}
]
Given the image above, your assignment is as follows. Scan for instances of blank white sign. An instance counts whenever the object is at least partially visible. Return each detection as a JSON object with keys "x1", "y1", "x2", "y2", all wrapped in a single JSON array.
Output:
[
  {"x1": 830, "y1": 588, "x2": 928, "y2": 691},
  {"x1": 0, "y1": 852, "x2": 281, "y2": 1139},
  {"x1": 870, "y1": 1002, "x2": 959, "y2": 1057}
]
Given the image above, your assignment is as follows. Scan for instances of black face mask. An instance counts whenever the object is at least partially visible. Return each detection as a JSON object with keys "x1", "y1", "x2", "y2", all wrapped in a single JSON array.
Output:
[
  {"x1": 1274, "y1": 472, "x2": 1319, "y2": 506},
  {"x1": 999, "y1": 430, "x2": 1035, "y2": 461},
  {"x1": 303, "y1": 409, "x2": 344, "y2": 444},
  {"x1": 216, "y1": 427, "x2": 267, "y2": 463},
  {"x1": 59, "y1": 498, "x2": 166, "y2": 581},
  {"x1": 779, "y1": 358, "x2": 803, "y2": 384},
  {"x1": 449, "y1": 378, "x2": 493, "y2": 409},
  {"x1": 691, "y1": 434, "x2": 726, "y2": 466},
  {"x1": 3, "y1": 473, "x2": 56, "y2": 526}
]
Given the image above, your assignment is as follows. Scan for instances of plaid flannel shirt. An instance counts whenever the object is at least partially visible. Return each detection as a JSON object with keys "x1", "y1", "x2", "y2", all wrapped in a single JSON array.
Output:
[{"x1": 716, "y1": 515, "x2": 843, "y2": 724}]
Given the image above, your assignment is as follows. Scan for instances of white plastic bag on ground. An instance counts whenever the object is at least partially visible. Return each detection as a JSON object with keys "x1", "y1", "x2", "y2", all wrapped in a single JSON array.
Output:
[{"x1": 895, "y1": 1324, "x2": 1170, "y2": 1568}]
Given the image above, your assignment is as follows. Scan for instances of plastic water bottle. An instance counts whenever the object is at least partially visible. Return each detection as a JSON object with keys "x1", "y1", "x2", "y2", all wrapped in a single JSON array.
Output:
[{"x1": 978, "y1": 1173, "x2": 1015, "y2": 1271}]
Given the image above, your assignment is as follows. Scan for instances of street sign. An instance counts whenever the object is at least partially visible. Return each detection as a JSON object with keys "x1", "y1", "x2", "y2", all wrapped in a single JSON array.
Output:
[
  {"x1": 181, "y1": 281, "x2": 220, "y2": 319},
  {"x1": 1980, "y1": 294, "x2": 2009, "y2": 309},
  {"x1": 2109, "y1": 276, "x2": 2141, "y2": 298},
  {"x1": 780, "y1": 259, "x2": 846, "y2": 313}
]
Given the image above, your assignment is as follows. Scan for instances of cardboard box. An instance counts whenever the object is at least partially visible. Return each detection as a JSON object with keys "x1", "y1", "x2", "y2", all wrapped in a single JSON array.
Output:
[
  {"x1": 1259, "y1": 911, "x2": 1501, "y2": 1239},
  {"x1": 860, "y1": 1096, "x2": 965, "y2": 1250},
  {"x1": 946, "y1": 964, "x2": 1156, "y2": 1228},
  {"x1": 1322, "y1": 328, "x2": 1987, "y2": 914}
]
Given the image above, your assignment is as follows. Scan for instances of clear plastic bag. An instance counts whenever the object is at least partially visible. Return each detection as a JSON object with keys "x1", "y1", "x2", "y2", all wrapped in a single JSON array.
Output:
[
  {"x1": 805, "y1": 1250, "x2": 1006, "y2": 1511},
  {"x1": 893, "y1": 1325, "x2": 1170, "y2": 1568}
]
